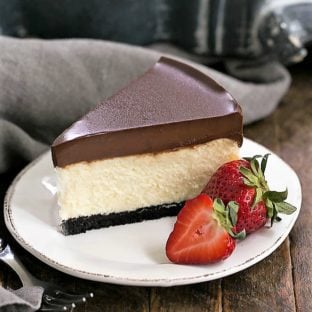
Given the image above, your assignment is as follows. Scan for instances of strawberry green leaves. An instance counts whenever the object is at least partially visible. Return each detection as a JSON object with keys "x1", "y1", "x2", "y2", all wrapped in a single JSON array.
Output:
[
  {"x1": 240, "y1": 155, "x2": 270, "y2": 208},
  {"x1": 275, "y1": 202, "x2": 297, "y2": 215},
  {"x1": 213, "y1": 198, "x2": 246, "y2": 240},
  {"x1": 263, "y1": 189, "x2": 296, "y2": 225},
  {"x1": 260, "y1": 153, "x2": 270, "y2": 174},
  {"x1": 228, "y1": 201, "x2": 239, "y2": 226},
  {"x1": 241, "y1": 155, "x2": 296, "y2": 226}
]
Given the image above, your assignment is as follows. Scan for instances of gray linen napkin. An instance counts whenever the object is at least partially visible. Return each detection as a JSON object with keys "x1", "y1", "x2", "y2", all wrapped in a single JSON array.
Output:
[
  {"x1": 0, "y1": 287, "x2": 43, "y2": 311},
  {"x1": 0, "y1": 36, "x2": 290, "y2": 309}
]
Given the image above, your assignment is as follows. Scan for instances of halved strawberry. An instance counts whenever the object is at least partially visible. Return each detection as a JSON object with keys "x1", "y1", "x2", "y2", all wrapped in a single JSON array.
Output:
[{"x1": 166, "y1": 194, "x2": 244, "y2": 264}]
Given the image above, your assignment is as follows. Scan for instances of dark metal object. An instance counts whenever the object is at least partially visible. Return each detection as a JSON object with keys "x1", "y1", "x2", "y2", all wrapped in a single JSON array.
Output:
[
  {"x1": 0, "y1": 0, "x2": 311, "y2": 63},
  {"x1": 259, "y1": 1, "x2": 312, "y2": 63}
]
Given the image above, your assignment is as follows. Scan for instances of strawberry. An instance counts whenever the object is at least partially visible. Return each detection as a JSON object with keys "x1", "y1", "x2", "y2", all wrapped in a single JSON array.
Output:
[
  {"x1": 202, "y1": 154, "x2": 296, "y2": 234},
  {"x1": 166, "y1": 194, "x2": 244, "y2": 264}
]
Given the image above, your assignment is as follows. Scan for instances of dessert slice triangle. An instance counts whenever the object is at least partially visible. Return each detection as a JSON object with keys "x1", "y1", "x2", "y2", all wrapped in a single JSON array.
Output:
[{"x1": 52, "y1": 57, "x2": 243, "y2": 235}]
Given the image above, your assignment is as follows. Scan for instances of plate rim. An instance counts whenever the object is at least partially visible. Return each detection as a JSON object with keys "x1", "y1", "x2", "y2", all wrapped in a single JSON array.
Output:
[{"x1": 3, "y1": 138, "x2": 302, "y2": 286}]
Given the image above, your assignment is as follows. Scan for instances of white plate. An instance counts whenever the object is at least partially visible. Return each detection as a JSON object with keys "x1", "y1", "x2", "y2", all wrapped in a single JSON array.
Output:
[{"x1": 4, "y1": 138, "x2": 301, "y2": 287}]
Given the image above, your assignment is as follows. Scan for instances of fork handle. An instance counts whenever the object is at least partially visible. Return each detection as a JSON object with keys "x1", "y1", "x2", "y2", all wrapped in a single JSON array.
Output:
[{"x1": 0, "y1": 244, "x2": 38, "y2": 286}]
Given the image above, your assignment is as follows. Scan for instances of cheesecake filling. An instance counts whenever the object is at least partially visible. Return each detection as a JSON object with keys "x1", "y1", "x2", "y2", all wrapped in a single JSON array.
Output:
[{"x1": 56, "y1": 138, "x2": 239, "y2": 220}]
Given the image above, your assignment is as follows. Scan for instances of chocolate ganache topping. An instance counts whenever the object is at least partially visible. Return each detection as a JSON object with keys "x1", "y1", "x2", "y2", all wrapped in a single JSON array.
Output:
[{"x1": 52, "y1": 57, "x2": 243, "y2": 167}]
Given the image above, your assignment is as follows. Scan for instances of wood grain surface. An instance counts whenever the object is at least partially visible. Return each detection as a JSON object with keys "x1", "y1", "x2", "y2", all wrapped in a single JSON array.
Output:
[{"x1": 0, "y1": 64, "x2": 311, "y2": 311}]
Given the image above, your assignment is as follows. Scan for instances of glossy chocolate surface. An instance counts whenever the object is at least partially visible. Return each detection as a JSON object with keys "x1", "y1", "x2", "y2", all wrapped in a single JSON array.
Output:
[{"x1": 52, "y1": 57, "x2": 243, "y2": 167}]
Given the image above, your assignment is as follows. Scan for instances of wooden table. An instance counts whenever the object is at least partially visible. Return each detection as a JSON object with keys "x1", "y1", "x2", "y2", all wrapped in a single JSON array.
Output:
[{"x1": 0, "y1": 63, "x2": 311, "y2": 312}]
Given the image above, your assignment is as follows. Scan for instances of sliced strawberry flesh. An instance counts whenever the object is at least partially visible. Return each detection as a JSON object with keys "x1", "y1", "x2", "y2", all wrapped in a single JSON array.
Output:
[{"x1": 166, "y1": 194, "x2": 235, "y2": 264}]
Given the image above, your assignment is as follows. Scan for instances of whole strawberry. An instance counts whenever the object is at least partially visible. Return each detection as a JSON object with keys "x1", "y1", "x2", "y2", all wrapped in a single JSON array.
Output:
[{"x1": 202, "y1": 154, "x2": 296, "y2": 234}]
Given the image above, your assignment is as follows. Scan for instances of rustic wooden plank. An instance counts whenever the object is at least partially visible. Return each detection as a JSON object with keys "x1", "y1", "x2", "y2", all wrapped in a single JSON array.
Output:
[
  {"x1": 150, "y1": 280, "x2": 221, "y2": 312},
  {"x1": 276, "y1": 65, "x2": 312, "y2": 312},
  {"x1": 222, "y1": 239, "x2": 296, "y2": 312},
  {"x1": 75, "y1": 284, "x2": 149, "y2": 312}
]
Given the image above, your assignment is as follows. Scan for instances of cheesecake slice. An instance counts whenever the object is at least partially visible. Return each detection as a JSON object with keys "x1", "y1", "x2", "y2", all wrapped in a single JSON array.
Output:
[{"x1": 52, "y1": 57, "x2": 243, "y2": 235}]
